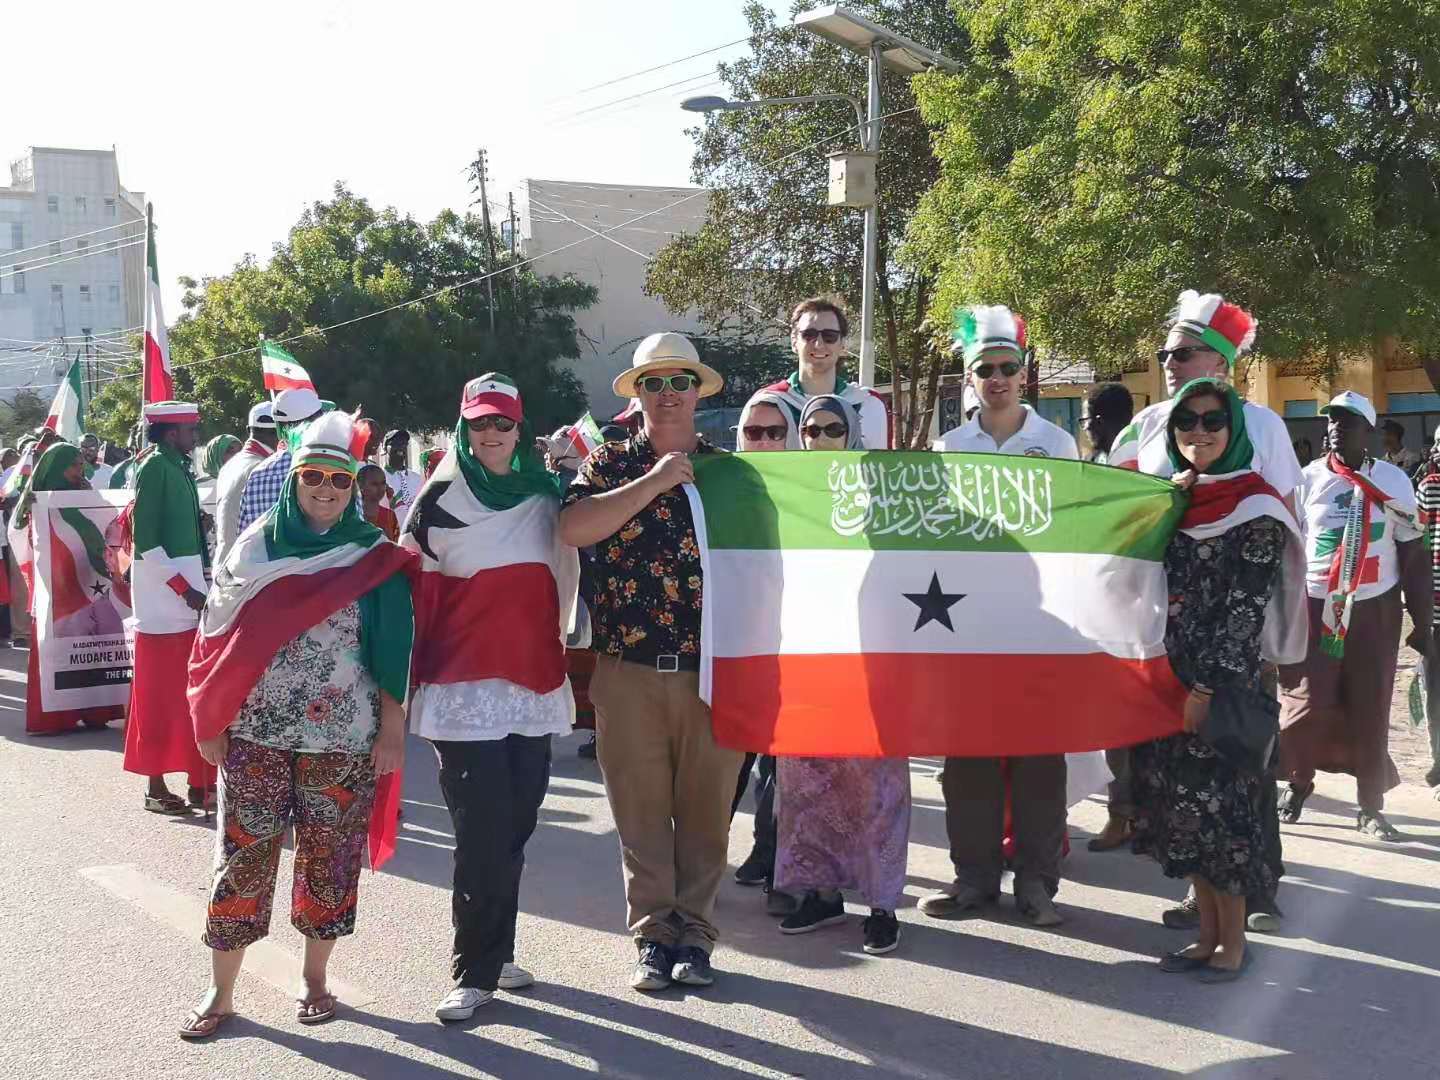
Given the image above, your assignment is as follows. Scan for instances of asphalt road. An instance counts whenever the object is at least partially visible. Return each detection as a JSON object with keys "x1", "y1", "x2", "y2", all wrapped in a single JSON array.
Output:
[{"x1": 3, "y1": 644, "x2": 1438, "y2": 1080}]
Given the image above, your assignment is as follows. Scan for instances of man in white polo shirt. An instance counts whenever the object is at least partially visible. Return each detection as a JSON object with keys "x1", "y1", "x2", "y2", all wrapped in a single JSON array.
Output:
[
  {"x1": 922, "y1": 305, "x2": 1076, "y2": 928},
  {"x1": 1111, "y1": 289, "x2": 1299, "y2": 935}
]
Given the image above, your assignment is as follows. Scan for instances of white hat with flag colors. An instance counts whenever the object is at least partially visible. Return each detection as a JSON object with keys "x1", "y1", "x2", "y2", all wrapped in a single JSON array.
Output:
[
  {"x1": 143, "y1": 400, "x2": 200, "y2": 425},
  {"x1": 611, "y1": 332, "x2": 723, "y2": 399},
  {"x1": 272, "y1": 387, "x2": 324, "y2": 424},
  {"x1": 461, "y1": 372, "x2": 523, "y2": 421},
  {"x1": 1168, "y1": 290, "x2": 1257, "y2": 368},
  {"x1": 1319, "y1": 390, "x2": 1377, "y2": 428},
  {"x1": 952, "y1": 305, "x2": 1027, "y2": 365},
  {"x1": 291, "y1": 411, "x2": 367, "y2": 475},
  {"x1": 247, "y1": 401, "x2": 276, "y2": 429}
]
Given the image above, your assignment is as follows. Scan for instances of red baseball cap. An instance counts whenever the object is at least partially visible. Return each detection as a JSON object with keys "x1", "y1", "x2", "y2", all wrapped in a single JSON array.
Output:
[{"x1": 460, "y1": 372, "x2": 523, "y2": 421}]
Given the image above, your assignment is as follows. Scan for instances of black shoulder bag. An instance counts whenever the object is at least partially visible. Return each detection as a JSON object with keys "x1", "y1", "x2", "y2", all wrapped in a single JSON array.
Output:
[{"x1": 1200, "y1": 685, "x2": 1279, "y2": 777}]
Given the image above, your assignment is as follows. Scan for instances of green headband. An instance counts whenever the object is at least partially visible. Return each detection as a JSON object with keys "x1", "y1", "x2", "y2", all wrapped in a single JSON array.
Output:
[{"x1": 1172, "y1": 320, "x2": 1238, "y2": 366}]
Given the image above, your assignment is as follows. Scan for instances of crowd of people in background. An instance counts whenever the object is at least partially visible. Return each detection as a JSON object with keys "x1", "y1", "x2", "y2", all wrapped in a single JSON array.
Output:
[{"x1": 1, "y1": 288, "x2": 1437, "y2": 1040}]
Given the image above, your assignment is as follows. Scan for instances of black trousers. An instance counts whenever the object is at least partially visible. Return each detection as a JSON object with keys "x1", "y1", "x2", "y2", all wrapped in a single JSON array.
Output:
[
  {"x1": 732, "y1": 754, "x2": 778, "y2": 860},
  {"x1": 435, "y1": 734, "x2": 552, "y2": 991}
]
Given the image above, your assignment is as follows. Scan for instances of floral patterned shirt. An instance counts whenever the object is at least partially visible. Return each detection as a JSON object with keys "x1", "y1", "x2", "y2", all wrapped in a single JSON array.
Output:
[
  {"x1": 228, "y1": 601, "x2": 381, "y2": 753},
  {"x1": 562, "y1": 431, "x2": 717, "y2": 659}
]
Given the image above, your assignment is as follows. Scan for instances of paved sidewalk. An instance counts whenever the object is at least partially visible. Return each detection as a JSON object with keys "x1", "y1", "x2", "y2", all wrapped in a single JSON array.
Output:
[{"x1": 2, "y1": 643, "x2": 1437, "y2": 1080}]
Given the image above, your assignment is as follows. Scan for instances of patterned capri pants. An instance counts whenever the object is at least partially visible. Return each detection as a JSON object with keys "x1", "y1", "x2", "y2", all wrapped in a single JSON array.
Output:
[{"x1": 204, "y1": 737, "x2": 376, "y2": 951}]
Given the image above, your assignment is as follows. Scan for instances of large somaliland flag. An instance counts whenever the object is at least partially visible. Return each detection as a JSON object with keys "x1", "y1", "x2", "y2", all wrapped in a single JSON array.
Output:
[
  {"x1": 687, "y1": 451, "x2": 1189, "y2": 757},
  {"x1": 44, "y1": 357, "x2": 85, "y2": 442}
]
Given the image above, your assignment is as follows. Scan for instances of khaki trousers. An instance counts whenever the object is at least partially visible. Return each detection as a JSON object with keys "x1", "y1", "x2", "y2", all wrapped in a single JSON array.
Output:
[{"x1": 591, "y1": 656, "x2": 744, "y2": 953}]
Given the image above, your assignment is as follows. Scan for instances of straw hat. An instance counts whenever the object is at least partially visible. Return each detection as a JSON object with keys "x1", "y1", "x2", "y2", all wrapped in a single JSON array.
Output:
[{"x1": 611, "y1": 332, "x2": 723, "y2": 400}]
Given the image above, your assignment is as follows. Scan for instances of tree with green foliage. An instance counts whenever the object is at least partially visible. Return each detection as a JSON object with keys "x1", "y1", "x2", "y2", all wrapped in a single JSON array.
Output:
[
  {"x1": 908, "y1": 0, "x2": 1440, "y2": 380},
  {"x1": 0, "y1": 389, "x2": 50, "y2": 445},
  {"x1": 645, "y1": 1, "x2": 968, "y2": 446},
  {"x1": 89, "y1": 185, "x2": 597, "y2": 443}
]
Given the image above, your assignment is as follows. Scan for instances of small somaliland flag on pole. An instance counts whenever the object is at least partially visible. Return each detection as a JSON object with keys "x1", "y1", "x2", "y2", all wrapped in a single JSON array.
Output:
[
  {"x1": 45, "y1": 356, "x2": 85, "y2": 442},
  {"x1": 688, "y1": 451, "x2": 1190, "y2": 757},
  {"x1": 141, "y1": 203, "x2": 174, "y2": 405},
  {"x1": 261, "y1": 342, "x2": 316, "y2": 393},
  {"x1": 567, "y1": 412, "x2": 603, "y2": 458}
]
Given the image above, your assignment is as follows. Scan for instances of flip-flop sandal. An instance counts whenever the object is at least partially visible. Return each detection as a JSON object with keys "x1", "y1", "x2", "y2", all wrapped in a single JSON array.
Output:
[
  {"x1": 1159, "y1": 949, "x2": 1212, "y2": 973},
  {"x1": 178, "y1": 1010, "x2": 234, "y2": 1040},
  {"x1": 1196, "y1": 949, "x2": 1254, "y2": 984},
  {"x1": 144, "y1": 794, "x2": 195, "y2": 816},
  {"x1": 297, "y1": 992, "x2": 337, "y2": 1024}
]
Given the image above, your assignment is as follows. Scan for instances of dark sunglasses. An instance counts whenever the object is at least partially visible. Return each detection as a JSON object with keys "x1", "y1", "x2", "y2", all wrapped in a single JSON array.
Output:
[
  {"x1": 1172, "y1": 408, "x2": 1230, "y2": 434},
  {"x1": 798, "y1": 328, "x2": 843, "y2": 344},
  {"x1": 972, "y1": 361, "x2": 1022, "y2": 379},
  {"x1": 803, "y1": 422, "x2": 849, "y2": 440},
  {"x1": 298, "y1": 467, "x2": 355, "y2": 491},
  {"x1": 1157, "y1": 346, "x2": 1217, "y2": 365},
  {"x1": 639, "y1": 373, "x2": 699, "y2": 394},
  {"x1": 743, "y1": 424, "x2": 789, "y2": 442},
  {"x1": 466, "y1": 415, "x2": 517, "y2": 433}
]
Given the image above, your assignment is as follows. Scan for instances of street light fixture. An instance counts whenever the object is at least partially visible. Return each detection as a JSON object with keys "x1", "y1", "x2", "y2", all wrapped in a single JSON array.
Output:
[
  {"x1": 680, "y1": 93, "x2": 867, "y2": 140},
  {"x1": 794, "y1": 5, "x2": 960, "y2": 388}
]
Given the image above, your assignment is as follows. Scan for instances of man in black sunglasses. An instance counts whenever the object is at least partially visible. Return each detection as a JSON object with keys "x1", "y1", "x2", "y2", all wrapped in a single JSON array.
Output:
[
  {"x1": 760, "y1": 297, "x2": 890, "y2": 449},
  {"x1": 559, "y1": 332, "x2": 744, "y2": 994},
  {"x1": 1109, "y1": 290, "x2": 1300, "y2": 936}
]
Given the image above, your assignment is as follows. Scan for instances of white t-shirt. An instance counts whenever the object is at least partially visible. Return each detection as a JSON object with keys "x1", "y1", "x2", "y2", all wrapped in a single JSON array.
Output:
[
  {"x1": 935, "y1": 404, "x2": 1080, "y2": 460},
  {"x1": 385, "y1": 467, "x2": 423, "y2": 522},
  {"x1": 1295, "y1": 457, "x2": 1422, "y2": 601},
  {"x1": 1117, "y1": 398, "x2": 1303, "y2": 497}
]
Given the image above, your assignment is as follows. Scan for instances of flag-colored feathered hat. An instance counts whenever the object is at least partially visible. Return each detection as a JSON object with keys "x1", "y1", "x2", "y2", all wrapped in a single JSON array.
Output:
[
  {"x1": 291, "y1": 411, "x2": 367, "y2": 475},
  {"x1": 952, "y1": 305, "x2": 1027, "y2": 365},
  {"x1": 1169, "y1": 290, "x2": 1257, "y2": 368}
]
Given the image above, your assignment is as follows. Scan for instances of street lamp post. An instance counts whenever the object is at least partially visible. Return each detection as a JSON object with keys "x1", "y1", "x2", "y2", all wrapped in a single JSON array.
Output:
[{"x1": 794, "y1": 6, "x2": 959, "y2": 388}]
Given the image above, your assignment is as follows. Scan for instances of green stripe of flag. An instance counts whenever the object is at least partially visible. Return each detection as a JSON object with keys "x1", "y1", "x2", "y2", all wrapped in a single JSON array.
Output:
[{"x1": 692, "y1": 452, "x2": 1184, "y2": 560}]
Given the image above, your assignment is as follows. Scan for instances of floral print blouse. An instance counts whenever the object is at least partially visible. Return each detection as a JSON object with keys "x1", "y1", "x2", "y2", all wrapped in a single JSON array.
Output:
[
  {"x1": 562, "y1": 431, "x2": 717, "y2": 659},
  {"x1": 229, "y1": 601, "x2": 381, "y2": 754}
]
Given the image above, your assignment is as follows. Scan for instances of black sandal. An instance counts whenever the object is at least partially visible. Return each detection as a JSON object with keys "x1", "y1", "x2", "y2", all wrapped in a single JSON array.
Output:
[
  {"x1": 144, "y1": 792, "x2": 195, "y2": 816},
  {"x1": 1278, "y1": 782, "x2": 1314, "y2": 823}
]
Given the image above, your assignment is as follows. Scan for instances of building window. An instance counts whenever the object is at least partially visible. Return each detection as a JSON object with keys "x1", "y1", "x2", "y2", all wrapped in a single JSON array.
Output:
[
  {"x1": 1283, "y1": 400, "x2": 1318, "y2": 418},
  {"x1": 79, "y1": 285, "x2": 91, "y2": 301},
  {"x1": 77, "y1": 239, "x2": 88, "y2": 252},
  {"x1": 8, "y1": 222, "x2": 20, "y2": 249},
  {"x1": 108, "y1": 284, "x2": 120, "y2": 303},
  {"x1": 1388, "y1": 392, "x2": 1440, "y2": 414},
  {"x1": 104, "y1": 198, "x2": 116, "y2": 217},
  {"x1": 47, "y1": 195, "x2": 59, "y2": 213},
  {"x1": 50, "y1": 242, "x2": 61, "y2": 256},
  {"x1": 13, "y1": 266, "x2": 24, "y2": 294},
  {"x1": 0, "y1": 264, "x2": 22, "y2": 295},
  {"x1": 51, "y1": 283, "x2": 62, "y2": 298},
  {"x1": 75, "y1": 196, "x2": 87, "y2": 212}
]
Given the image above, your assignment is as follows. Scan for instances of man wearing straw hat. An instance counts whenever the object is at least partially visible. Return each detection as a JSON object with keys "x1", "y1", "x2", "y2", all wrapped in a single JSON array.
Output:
[{"x1": 559, "y1": 332, "x2": 742, "y2": 994}]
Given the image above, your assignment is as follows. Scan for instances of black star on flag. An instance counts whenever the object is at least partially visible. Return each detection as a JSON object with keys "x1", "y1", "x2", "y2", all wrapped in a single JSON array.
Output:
[
  {"x1": 90, "y1": 581, "x2": 108, "y2": 598},
  {"x1": 903, "y1": 572, "x2": 966, "y2": 632}
]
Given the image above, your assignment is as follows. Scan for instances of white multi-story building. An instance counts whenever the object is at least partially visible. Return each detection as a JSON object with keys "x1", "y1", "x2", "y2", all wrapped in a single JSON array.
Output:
[
  {"x1": 522, "y1": 179, "x2": 707, "y2": 419},
  {"x1": 0, "y1": 147, "x2": 146, "y2": 399}
]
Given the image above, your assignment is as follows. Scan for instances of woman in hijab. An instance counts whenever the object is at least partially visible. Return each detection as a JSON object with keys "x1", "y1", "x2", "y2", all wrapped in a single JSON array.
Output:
[
  {"x1": 200, "y1": 434, "x2": 241, "y2": 481},
  {"x1": 1130, "y1": 377, "x2": 1300, "y2": 983},
  {"x1": 181, "y1": 412, "x2": 415, "y2": 1039},
  {"x1": 736, "y1": 387, "x2": 800, "y2": 451},
  {"x1": 771, "y1": 394, "x2": 911, "y2": 956},
  {"x1": 403, "y1": 373, "x2": 578, "y2": 1023},
  {"x1": 10, "y1": 443, "x2": 127, "y2": 735}
]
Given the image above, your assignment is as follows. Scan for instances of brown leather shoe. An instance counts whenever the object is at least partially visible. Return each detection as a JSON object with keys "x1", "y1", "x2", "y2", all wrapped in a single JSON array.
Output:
[{"x1": 1086, "y1": 815, "x2": 1134, "y2": 852}]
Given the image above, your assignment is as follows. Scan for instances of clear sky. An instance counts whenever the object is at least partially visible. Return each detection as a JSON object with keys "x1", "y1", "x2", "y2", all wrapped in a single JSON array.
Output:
[{"x1": 5, "y1": 0, "x2": 786, "y2": 315}]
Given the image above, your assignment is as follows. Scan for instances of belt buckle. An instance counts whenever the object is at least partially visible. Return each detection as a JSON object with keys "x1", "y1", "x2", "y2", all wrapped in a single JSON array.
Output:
[{"x1": 656, "y1": 654, "x2": 680, "y2": 673}]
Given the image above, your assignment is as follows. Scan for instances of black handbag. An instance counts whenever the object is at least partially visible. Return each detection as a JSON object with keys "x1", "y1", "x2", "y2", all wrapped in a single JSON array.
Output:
[{"x1": 1199, "y1": 685, "x2": 1279, "y2": 777}]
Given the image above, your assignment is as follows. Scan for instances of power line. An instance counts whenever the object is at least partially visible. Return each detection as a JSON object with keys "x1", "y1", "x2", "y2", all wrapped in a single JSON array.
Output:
[
  {"x1": 554, "y1": 70, "x2": 727, "y2": 124},
  {"x1": 0, "y1": 236, "x2": 145, "y2": 280},
  {"x1": 5, "y1": 106, "x2": 922, "y2": 394},
  {"x1": 0, "y1": 218, "x2": 141, "y2": 261},
  {"x1": 542, "y1": 33, "x2": 759, "y2": 104}
]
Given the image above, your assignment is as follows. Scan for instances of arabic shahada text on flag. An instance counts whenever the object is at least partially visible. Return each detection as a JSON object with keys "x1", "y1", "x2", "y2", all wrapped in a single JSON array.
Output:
[{"x1": 687, "y1": 451, "x2": 1189, "y2": 757}]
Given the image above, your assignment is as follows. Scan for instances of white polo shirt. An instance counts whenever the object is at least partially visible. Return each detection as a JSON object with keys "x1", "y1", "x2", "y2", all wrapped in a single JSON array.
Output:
[{"x1": 936, "y1": 405, "x2": 1079, "y2": 460}]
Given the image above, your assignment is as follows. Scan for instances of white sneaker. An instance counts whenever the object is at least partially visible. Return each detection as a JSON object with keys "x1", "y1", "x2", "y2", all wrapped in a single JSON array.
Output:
[
  {"x1": 497, "y1": 963, "x2": 534, "y2": 990},
  {"x1": 435, "y1": 987, "x2": 493, "y2": 1021}
]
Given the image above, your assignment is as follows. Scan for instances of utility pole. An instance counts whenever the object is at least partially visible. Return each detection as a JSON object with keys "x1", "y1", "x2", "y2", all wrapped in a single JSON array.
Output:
[
  {"x1": 507, "y1": 192, "x2": 518, "y2": 273},
  {"x1": 468, "y1": 148, "x2": 498, "y2": 334}
]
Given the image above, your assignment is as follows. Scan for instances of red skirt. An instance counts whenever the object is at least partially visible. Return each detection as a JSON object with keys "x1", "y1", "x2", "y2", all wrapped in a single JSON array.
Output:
[
  {"x1": 122, "y1": 629, "x2": 214, "y2": 785},
  {"x1": 25, "y1": 645, "x2": 125, "y2": 735}
]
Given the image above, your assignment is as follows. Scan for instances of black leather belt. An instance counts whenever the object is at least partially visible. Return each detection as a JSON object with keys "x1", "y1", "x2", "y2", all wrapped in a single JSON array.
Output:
[{"x1": 620, "y1": 652, "x2": 701, "y2": 673}]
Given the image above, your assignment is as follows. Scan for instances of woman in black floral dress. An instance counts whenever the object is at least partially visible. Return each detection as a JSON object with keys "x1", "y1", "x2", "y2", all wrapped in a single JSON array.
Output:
[{"x1": 1131, "y1": 378, "x2": 1291, "y2": 983}]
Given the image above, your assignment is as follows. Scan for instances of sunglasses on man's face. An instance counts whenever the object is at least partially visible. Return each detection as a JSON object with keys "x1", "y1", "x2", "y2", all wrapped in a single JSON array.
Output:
[
  {"x1": 798, "y1": 328, "x2": 843, "y2": 344},
  {"x1": 466, "y1": 415, "x2": 517, "y2": 433},
  {"x1": 1157, "y1": 346, "x2": 1218, "y2": 366},
  {"x1": 803, "y1": 422, "x2": 849, "y2": 440},
  {"x1": 1172, "y1": 408, "x2": 1230, "y2": 434},
  {"x1": 972, "y1": 361, "x2": 1022, "y2": 379},
  {"x1": 639, "y1": 373, "x2": 699, "y2": 395},
  {"x1": 298, "y1": 468, "x2": 355, "y2": 491},
  {"x1": 743, "y1": 424, "x2": 789, "y2": 442}
]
